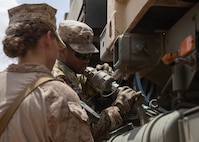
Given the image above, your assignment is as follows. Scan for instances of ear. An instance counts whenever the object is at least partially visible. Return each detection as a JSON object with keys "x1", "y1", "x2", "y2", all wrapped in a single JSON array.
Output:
[{"x1": 44, "y1": 31, "x2": 54, "y2": 48}]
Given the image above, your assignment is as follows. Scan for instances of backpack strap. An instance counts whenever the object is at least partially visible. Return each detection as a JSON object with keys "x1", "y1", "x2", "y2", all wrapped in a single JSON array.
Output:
[{"x1": 0, "y1": 76, "x2": 57, "y2": 135}]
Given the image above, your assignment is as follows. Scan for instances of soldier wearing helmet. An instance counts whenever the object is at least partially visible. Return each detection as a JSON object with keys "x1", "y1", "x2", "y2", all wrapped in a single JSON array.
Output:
[{"x1": 52, "y1": 20, "x2": 141, "y2": 141}]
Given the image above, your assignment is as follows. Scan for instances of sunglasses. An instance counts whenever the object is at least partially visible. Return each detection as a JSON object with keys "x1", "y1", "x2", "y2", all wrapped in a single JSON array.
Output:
[
  {"x1": 64, "y1": 41, "x2": 93, "y2": 60},
  {"x1": 75, "y1": 52, "x2": 93, "y2": 60}
]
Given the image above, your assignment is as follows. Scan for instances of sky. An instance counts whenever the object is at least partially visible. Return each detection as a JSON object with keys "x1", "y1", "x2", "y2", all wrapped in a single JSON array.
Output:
[{"x1": 0, "y1": 0, "x2": 70, "y2": 71}]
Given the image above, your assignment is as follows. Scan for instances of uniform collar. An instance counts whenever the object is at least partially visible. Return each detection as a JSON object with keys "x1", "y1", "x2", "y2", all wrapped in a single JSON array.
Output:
[{"x1": 6, "y1": 63, "x2": 52, "y2": 75}]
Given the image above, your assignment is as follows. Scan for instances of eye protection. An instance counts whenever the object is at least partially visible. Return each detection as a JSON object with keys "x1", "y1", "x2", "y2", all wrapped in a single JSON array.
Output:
[
  {"x1": 64, "y1": 41, "x2": 93, "y2": 60},
  {"x1": 75, "y1": 52, "x2": 93, "y2": 60}
]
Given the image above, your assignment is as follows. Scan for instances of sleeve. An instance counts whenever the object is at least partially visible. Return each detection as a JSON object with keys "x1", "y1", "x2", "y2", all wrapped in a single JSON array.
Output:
[
  {"x1": 42, "y1": 80, "x2": 94, "y2": 142},
  {"x1": 91, "y1": 106, "x2": 123, "y2": 142}
]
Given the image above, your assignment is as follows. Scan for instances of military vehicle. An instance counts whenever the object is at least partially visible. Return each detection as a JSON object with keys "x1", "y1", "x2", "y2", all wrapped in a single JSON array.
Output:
[{"x1": 66, "y1": 0, "x2": 199, "y2": 141}]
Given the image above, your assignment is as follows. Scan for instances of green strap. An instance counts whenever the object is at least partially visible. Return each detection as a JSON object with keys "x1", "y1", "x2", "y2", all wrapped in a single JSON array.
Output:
[{"x1": 0, "y1": 76, "x2": 56, "y2": 135}]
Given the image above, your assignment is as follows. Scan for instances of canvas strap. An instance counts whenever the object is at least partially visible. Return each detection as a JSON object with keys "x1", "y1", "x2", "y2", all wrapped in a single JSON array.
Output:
[{"x1": 0, "y1": 76, "x2": 57, "y2": 135}]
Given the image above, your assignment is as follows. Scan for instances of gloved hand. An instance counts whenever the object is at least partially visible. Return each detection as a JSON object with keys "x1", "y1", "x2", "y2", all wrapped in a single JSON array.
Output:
[
  {"x1": 113, "y1": 86, "x2": 142, "y2": 116},
  {"x1": 96, "y1": 63, "x2": 113, "y2": 75}
]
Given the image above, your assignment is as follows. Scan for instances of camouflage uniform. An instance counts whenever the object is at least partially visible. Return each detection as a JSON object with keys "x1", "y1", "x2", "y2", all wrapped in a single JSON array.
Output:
[
  {"x1": 53, "y1": 59, "x2": 82, "y2": 95},
  {"x1": 0, "y1": 4, "x2": 93, "y2": 142},
  {"x1": 0, "y1": 64, "x2": 93, "y2": 142},
  {"x1": 53, "y1": 60, "x2": 123, "y2": 141},
  {"x1": 53, "y1": 20, "x2": 123, "y2": 141}
]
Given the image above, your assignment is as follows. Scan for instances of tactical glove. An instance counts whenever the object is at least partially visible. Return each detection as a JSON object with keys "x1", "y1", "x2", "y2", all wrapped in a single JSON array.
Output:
[
  {"x1": 113, "y1": 86, "x2": 142, "y2": 116},
  {"x1": 96, "y1": 63, "x2": 113, "y2": 75}
]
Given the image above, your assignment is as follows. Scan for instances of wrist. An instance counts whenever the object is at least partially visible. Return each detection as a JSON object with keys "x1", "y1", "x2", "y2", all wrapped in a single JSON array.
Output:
[{"x1": 104, "y1": 106, "x2": 123, "y2": 130}]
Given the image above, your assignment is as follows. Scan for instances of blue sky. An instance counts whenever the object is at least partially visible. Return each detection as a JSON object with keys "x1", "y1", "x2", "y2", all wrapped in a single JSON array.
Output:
[{"x1": 0, "y1": 0, "x2": 70, "y2": 71}]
